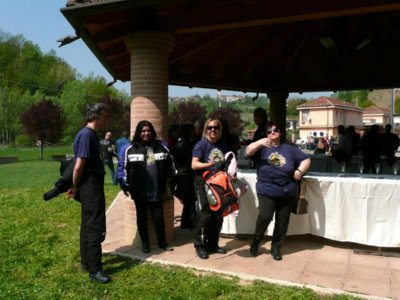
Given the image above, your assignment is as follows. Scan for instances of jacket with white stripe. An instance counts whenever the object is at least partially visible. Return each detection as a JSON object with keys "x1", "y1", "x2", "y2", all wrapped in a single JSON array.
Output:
[{"x1": 117, "y1": 140, "x2": 176, "y2": 200}]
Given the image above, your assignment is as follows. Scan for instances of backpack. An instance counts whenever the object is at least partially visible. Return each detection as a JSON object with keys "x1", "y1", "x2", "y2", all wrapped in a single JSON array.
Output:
[{"x1": 202, "y1": 170, "x2": 239, "y2": 217}]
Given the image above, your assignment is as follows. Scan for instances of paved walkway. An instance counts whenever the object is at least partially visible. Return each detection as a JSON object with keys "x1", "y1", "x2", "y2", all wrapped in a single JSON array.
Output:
[{"x1": 103, "y1": 193, "x2": 400, "y2": 299}]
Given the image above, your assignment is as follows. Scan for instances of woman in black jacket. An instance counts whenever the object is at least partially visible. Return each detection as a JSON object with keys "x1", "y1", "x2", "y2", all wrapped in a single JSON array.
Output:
[{"x1": 117, "y1": 120, "x2": 176, "y2": 253}]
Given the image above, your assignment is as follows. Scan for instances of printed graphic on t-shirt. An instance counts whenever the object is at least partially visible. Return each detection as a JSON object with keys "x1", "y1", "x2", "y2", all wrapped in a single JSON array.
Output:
[
  {"x1": 208, "y1": 148, "x2": 225, "y2": 163},
  {"x1": 268, "y1": 151, "x2": 286, "y2": 168},
  {"x1": 146, "y1": 148, "x2": 156, "y2": 165}
]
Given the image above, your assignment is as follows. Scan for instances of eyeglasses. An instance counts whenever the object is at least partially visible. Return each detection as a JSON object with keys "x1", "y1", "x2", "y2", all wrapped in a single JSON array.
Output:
[
  {"x1": 207, "y1": 125, "x2": 220, "y2": 131},
  {"x1": 267, "y1": 127, "x2": 279, "y2": 135}
]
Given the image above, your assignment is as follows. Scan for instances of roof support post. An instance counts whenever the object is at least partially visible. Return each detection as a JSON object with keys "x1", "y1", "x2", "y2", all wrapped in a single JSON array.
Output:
[
  {"x1": 124, "y1": 31, "x2": 175, "y2": 245},
  {"x1": 125, "y1": 31, "x2": 174, "y2": 140}
]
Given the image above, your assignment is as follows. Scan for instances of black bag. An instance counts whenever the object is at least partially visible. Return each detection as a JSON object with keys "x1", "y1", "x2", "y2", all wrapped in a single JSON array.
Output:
[{"x1": 43, "y1": 159, "x2": 79, "y2": 202}]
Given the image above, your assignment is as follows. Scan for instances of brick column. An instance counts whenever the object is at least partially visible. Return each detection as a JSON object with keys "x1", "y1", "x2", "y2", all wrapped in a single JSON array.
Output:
[
  {"x1": 125, "y1": 31, "x2": 174, "y2": 139},
  {"x1": 124, "y1": 31, "x2": 175, "y2": 247}
]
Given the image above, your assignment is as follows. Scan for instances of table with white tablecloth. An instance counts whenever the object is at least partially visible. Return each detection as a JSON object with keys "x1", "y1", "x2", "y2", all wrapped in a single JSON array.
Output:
[{"x1": 221, "y1": 170, "x2": 400, "y2": 247}]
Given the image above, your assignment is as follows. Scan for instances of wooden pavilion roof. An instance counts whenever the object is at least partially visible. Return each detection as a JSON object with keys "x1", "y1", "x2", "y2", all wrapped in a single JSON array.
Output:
[{"x1": 61, "y1": 0, "x2": 400, "y2": 94}]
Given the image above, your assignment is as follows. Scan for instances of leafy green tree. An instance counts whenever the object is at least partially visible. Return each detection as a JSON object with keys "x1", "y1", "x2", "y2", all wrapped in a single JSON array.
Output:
[
  {"x1": 253, "y1": 95, "x2": 269, "y2": 109},
  {"x1": 56, "y1": 80, "x2": 90, "y2": 143},
  {"x1": 287, "y1": 98, "x2": 308, "y2": 117},
  {"x1": 0, "y1": 31, "x2": 131, "y2": 144},
  {"x1": 333, "y1": 91, "x2": 354, "y2": 102},
  {"x1": 198, "y1": 94, "x2": 218, "y2": 115},
  {"x1": 38, "y1": 51, "x2": 75, "y2": 96},
  {"x1": 20, "y1": 99, "x2": 66, "y2": 159}
]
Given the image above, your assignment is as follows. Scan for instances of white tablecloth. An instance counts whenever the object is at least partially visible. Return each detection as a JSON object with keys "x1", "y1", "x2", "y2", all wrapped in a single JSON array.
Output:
[{"x1": 222, "y1": 170, "x2": 400, "y2": 247}]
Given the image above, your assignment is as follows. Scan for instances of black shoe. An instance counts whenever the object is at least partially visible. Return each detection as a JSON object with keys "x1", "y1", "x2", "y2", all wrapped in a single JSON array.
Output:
[
  {"x1": 250, "y1": 239, "x2": 260, "y2": 257},
  {"x1": 89, "y1": 271, "x2": 111, "y2": 283},
  {"x1": 271, "y1": 246, "x2": 282, "y2": 261},
  {"x1": 142, "y1": 242, "x2": 150, "y2": 253},
  {"x1": 80, "y1": 263, "x2": 89, "y2": 272},
  {"x1": 159, "y1": 243, "x2": 174, "y2": 251},
  {"x1": 196, "y1": 248, "x2": 209, "y2": 259},
  {"x1": 208, "y1": 247, "x2": 227, "y2": 254}
]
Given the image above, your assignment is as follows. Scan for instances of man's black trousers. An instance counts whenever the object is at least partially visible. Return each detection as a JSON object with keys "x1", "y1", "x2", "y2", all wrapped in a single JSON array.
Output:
[{"x1": 79, "y1": 173, "x2": 106, "y2": 273}]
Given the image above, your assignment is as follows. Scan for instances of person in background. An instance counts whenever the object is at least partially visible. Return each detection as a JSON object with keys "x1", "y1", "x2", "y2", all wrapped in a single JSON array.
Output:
[
  {"x1": 241, "y1": 107, "x2": 269, "y2": 146},
  {"x1": 117, "y1": 120, "x2": 176, "y2": 253},
  {"x1": 220, "y1": 119, "x2": 241, "y2": 157},
  {"x1": 192, "y1": 118, "x2": 229, "y2": 259},
  {"x1": 166, "y1": 123, "x2": 180, "y2": 151},
  {"x1": 100, "y1": 131, "x2": 117, "y2": 185},
  {"x1": 172, "y1": 123, "x2": 197, "y2": 229},
  {"x1": 338, "y1": 125, "x2": 352, "y2": 155},
  {"x1": 380, "y1": 123, "x2": 399, "y2": 166},
  {"x1": 246, "y1": 123, "x2": 311, "y2": 261},
  {"x1": 115, "y1": 131, "x2": 130, "y2": 156},
  {"x1": 360, "y1": 124, "x2": 382, "y2": 174},
  {"x1": 67, "y1": 103, "x2": 111, "y2": 283},
  {"x1": 331, "y1": 125, "x2": 352, "y2": 163},
  {"x1": 194, "y1": 119, "x2": 204, "y2": 143},
  {"x1": 251, "y1": 107, "x2": 269, "y2": 143},
  {"x1": 346, "y1": 125, "x2": 360, "y2": 157}
]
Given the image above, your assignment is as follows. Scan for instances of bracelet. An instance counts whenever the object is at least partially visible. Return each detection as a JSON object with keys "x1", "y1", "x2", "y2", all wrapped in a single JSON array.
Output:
[{"x1": 296, "y1": 169, "x2": 304, "y2": 175}]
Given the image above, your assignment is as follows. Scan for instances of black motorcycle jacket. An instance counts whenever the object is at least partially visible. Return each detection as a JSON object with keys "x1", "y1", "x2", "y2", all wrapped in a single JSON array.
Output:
[{"x1": 117, "y1": 140, "x2": 176, "y2": 200}]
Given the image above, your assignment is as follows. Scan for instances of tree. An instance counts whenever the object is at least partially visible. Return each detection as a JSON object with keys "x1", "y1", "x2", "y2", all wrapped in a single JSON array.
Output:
[
  {"x1": 333, "y1": 91, "x2": 355, "y2": 102},
  {"x1": 169, "y1": 100, "x2": 206, "y2": 125},
  {"x1": 0, "y1": 32, "x2": 130, "y2": 145},
  {"x1": 98, "y1": 95, "x2": 130, "y2": 137},
  {"x1": 287, "y1": 98, "x2": 308, "y2": 117},
  {"x1": 20, "y1": 99, "x2": 66, "y2": 159},
  {"x1": 208, "y1": 107, "x2": 244, "y2": 136}
]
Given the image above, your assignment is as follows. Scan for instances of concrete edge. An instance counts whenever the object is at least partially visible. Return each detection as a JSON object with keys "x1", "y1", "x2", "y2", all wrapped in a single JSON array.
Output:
[{"x1": 102, "y1": 250, "x2": 390, "y2": 300}]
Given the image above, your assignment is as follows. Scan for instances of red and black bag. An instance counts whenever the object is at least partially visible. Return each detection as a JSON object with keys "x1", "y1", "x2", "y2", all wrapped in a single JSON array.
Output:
[{"x1": 202, "y1": 170, "x2": 239, "y2": 217}]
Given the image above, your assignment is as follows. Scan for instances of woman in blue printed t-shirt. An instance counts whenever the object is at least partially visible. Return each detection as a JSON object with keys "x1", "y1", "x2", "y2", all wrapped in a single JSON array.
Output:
[
  {"x1": 246, "y1": 123, "x2": 311, "y2": 261},
  {"x1": 191, "y1": 118, "x2": 229, "y2": 260}
]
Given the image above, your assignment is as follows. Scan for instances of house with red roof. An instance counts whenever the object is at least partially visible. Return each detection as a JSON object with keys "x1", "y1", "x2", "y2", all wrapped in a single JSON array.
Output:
[
  {"x1": 362, "y1": 105, "x2": 390, "y2": 125},
  {"x1": 297, "y1": 96, "x2": 364, "y2": 141}
]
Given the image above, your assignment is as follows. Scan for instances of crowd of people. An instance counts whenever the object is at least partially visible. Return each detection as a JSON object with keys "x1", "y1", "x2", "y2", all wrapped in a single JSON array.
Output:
[
  {"x1": 295, "y1": 124, "x2": 399, "y2": 173},
  {"x1": 66, "y1": 103, "x2": 399, "y2": 283}
]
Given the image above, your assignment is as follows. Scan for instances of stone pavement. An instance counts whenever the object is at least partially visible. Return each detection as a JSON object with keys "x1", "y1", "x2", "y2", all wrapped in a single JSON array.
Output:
[{"x1": 103, "y1": 193, "x2": 400, "y2": 300}]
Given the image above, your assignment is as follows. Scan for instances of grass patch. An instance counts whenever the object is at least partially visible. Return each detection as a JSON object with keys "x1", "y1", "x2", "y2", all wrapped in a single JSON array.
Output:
[{"x1": 0, "y1": 147, "x2": 359, "y2": 299}]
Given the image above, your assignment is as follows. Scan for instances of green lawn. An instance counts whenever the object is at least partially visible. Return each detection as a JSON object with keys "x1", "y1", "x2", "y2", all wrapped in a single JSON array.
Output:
[
  {"x1": 0, "y1": 145, "x2": 73, "y2": 161},
  {"x1": 0, "y1": 148, "x2": 358, "y2": 299}
]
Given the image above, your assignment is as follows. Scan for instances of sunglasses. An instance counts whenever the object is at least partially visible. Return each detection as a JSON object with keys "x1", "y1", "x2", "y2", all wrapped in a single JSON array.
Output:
[
  {"x1": 267, "y1": 127, "x2": 279, "y2": 135},
  {"x1": 207, "y1": 125, "x2": 220, "y2": 131}
]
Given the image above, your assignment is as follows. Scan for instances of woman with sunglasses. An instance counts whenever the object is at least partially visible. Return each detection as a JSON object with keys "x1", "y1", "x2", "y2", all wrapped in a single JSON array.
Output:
[
  {"x1": 246, "y1": 124, "x2": 311, "y2": 260},
  {"x1": 117, "y1": 120, "x2": 176, "y2": 253},
  {"x1": 191, "y1": 118, "x2": 229, "y2": 259}
]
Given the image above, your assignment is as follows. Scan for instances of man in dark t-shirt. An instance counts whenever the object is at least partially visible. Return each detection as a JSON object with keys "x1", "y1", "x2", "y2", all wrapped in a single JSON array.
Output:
[{"x1": 67, "y1": 103, "x2": 111, "y2": 284}]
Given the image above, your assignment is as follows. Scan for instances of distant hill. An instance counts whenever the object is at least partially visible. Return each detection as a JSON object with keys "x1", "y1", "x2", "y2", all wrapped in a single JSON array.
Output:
[{"x1": 368, "y1": 89, "x2": 393, "y2": 108}]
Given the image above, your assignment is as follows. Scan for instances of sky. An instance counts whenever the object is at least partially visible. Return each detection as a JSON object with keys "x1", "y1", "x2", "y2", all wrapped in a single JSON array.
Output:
[{"x1": 0, "y1": 1, "x2": 331, "y2": 99}]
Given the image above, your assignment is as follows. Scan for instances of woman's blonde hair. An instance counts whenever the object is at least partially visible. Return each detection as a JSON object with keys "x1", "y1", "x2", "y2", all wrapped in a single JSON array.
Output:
[{"x1": 202, "y1": 118, "x2": 223, "y2": 140}]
